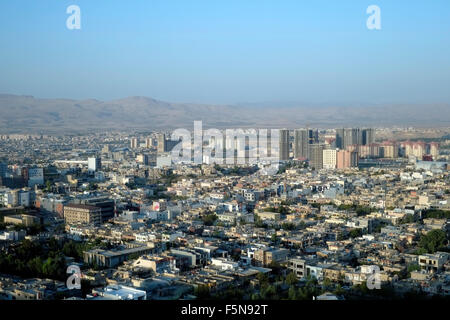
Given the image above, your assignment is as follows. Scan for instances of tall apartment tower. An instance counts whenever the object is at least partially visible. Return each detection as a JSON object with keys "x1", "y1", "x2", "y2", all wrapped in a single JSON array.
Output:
[
  {"x1": 145, "y1": 138, "x2": 153, "y2": 149},
  {"x1": 294, "y1": 129, "x2": 318, "y2": 159},
  {"x1": 323, "y1": 148, "x2": 337, "y2": 169},
  {"x1": 335, "y1": 129, "x2": 344, "y2": 149},
  {"x1": 130, "y1": 138, "x2": 139, "y2": 149},
  {"x1": 0, "y1": 162, "x2": 7, "y2": 178},
  {"x1": 361, "y1": 128, "x2": 375, "y2": 145},
  {"x1": 88, "y1": 157, "x2": 102, "y2": 173},
  {"x1": 309, "y1": 144, "x2": 324, "y2": 170},
  {"x1": 309, "y1": 129, "x2": 319, "y2": 145},
  {"x1": 157, "y1": 134, "x2": 166, "y2": 154},
  {"x1": 279, "y1": 129, "x2": 290, "y2": 161},
  {"x1": 337, "y1": 150, "x2": 359, "y2": 169},
  {"x1": 294, "y1": 129, "x2": 308, "y2": 159},
  {"x1": 336, "y1": 128, "x2": 360, "y2": 149}
]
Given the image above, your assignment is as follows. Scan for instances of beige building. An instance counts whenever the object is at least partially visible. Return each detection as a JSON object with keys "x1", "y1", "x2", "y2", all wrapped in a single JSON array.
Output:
[
  {"x1": 337, "y1": 150, "x2": 358, "y2": 169},
  {"x1": 418, "y1": 252, "x2": 449, "y2": 272},
  {"x1": 64, "y1": 204, "x2": 102, "y2": 225},
  {"x1": 4, "y1": 214, "x2": 40, "y2": 227},
  {"x1": 323, "y1": 149, "x2": 337, "y2": 169},
  {"x1": 254, "y1": 248, "x2": 289, "y2": 267},
  {"x1": 255, "y1": 211, "x2": 281, "y2": 221}
]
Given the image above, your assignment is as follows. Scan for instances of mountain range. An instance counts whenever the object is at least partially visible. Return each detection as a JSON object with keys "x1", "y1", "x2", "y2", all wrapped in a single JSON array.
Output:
[{"x1": 0, "y1": 94, "x2": 449, "y2": 133}]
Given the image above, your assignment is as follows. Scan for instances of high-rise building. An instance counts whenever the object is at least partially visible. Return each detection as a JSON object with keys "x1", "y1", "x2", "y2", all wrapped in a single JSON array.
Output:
[
  {"x1": 429, "y1": 142, "x2": 439, "y2": 160},
  {"x1": 88, "y1": 157, "x2": 102, "y2": 173},
  {"x1": 136, "y1": 154, "x2": 149, "y2": 165},
  {"x1": 380, "y1": 142, "x2": 398, "y2": 159},
  {"x1": 294, "y1": 129, "x2": 318, "y2": 159},
  {"x1": 279, "y1": 129, "x2": 290, "y2": 161},
  {"x1": 157, "y1": 134, "x2": 166, "y2": 154},
  {"x1": 309, "y1": 129, "x2": 319, "y2": 145},
  {"x1": 361, "y1": 128, "x2": 375, "y2": 145},
  {"x1": 130, "y1": 138, "x2": 139, "y2": 149},
  {"x1": 294, "y1": 129, "x2": 308, "y2": 159},
  {"x1": 27, "y1": 168, "x2": 44, "y2": 187},
  {"x1": 309, "y1": 144, "x2": 324, "y2": 170},
  {"x1": 348, "y1": 128, "x2": 360, "y2": 147},
  {"x1": 323, "y1": 149, "x2": 337, "y2": 169},
  {"x1": 336, "y1": 128, "x2": 361, "y2": 150},
  {"x1": 335, "y1": 128, "x2": 344, "y2": 149},
  {"x1": 404, "y1": 142, "x2": 426, "y2": 159},
  {"x1": 337, "y1": 150, "x2": 359, "y2": 169},
  {"x1": 145, "y1": 138, "x2": 153, "y2": 149},
  {"x1": 0, "y1": 162, "x2": 7, "y2": 178}
]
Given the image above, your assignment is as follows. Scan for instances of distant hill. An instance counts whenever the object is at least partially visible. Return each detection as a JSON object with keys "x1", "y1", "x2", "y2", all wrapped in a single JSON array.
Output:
[{"x1": 0, "y1": 94, "x2": 449, "y2": 133}]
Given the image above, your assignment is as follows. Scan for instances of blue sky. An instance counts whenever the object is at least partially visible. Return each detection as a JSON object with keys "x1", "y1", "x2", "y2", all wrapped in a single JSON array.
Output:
[{"x1": 0, "y1": 0, "x2": 449, "y2": 105}]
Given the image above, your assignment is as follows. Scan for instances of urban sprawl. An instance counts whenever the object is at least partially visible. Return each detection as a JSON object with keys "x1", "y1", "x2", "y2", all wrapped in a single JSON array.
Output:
[{"x1": 0, "y1": 126, "x2": 449, "y2": 300}]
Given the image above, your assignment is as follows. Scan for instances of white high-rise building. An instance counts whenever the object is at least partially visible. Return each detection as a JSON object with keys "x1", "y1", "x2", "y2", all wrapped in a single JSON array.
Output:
[
  {"x1": 323, "y1": 149, "x2": 337, "y2": 169},
  {"x1": 88, "y1": 157, "x2": 102, "y2": 173}
]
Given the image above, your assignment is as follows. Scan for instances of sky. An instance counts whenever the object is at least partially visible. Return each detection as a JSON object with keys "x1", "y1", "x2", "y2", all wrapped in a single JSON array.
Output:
[{"x1": 0, "y1": 0, "x2": 450, "y2": 105}]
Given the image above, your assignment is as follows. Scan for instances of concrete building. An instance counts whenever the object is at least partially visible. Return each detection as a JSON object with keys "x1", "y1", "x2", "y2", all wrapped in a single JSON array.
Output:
[
  {"x1": 253, "y1": 248, "x2": 289, "y2": 267},
  {"x1": 132, "y1": 255, "x2": 177, "y2": 274},
  {"x1": 136, "y1": 154, "x2": 149, "y2": 165},
  {"x1": 323, "y1": 149, "x2": 337, "y2": 169},
  {"x1": 130, "y1": 138, "x2": 139, "y2": 149},
  {"x1": 418, "y1": 252, "x2": 449, "y2": 273},
  {"x1": 255, "y1": 211, "x2": 281, "y2": 221},
  {"x1": 27, "y1": 168, "x2": 44, "y2": 187},
  {"x1": 279, "y1": 129, "x2": 290, "y2": 161},
  {"x1": 0, "y1": 163, "x2": 7, "y2": 178},
  {"x1": 157, "y1": 134, "x2": 166, "y2": 154},
  {"x1": 64, "y1": 204, "x2": 102, "y2": 225},
  {"x1": 145, "y1": 138, "x2": 153, "y2": 149},
  {"x1": 288, "y1": 258, "x2": 307, "y2": 278},
  {"x1": 293, "y1": 129, "x2": 317, "y2": 159},
  {"x1": 361, "y1": 128, "x2": 375, "y2": 145},
  {"x1": 83, "y1": 245, "x2": 155, "y2": 268},
  {"x1": 72, "y1": 196, "x2": 115, "y2": 222},
  {"x1": 89, "y1": 285, "x2": 147, "y2": 300},
  {"x1": 88, "y1": 157, "x2": 101, "y2": 173},
  {"x1": 336, "y1": 128, "x2": 361, "y2": 149},
  {"x1": 336, "y1": 150, "x2": 358, "y2": 169},
  {"x1": 309, "y1": 144, "x2": 324, "y2": 170},
  {"x1": 4, "y1": 214, "x2": 40, "y2": 227}
]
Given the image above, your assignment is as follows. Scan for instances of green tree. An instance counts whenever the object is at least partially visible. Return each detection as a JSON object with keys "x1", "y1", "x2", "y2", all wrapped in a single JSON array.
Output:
[
  {"x1": 194, "y1": 285, "x2": 211, "y2": 299},
  {"x1": 288, "y1": 285, "x2": 298, "y2": 300},
  {"x1": 257, "y1": 272, "x2": 269, "y2": 285},
  {"x1": 202, "y1": 213, "x2": 218, "y2": 226},
  {"x1": 418, "y1": 229, "x2": 447, "y2": 253},
  {"x1": 349, "y1": 229, "x2": 363, "y2": 238},
  {"x1": 285, "y1": 272, "x2": 298, "y2": 286}
]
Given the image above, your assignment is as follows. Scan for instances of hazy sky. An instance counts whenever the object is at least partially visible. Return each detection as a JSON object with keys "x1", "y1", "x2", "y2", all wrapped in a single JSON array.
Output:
[{"x1": 0, "y1": 0, "x2": 450, "y2": 105}]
